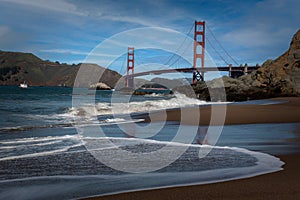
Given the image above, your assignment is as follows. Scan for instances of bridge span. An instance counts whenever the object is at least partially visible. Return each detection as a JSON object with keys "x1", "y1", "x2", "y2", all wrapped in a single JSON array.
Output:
[
  {"x1": 124, "y1": 21, "x2": 260, "y2": 87},
  {"x1": 133, "y1": 64, "x2": 260, "y2": 79}
]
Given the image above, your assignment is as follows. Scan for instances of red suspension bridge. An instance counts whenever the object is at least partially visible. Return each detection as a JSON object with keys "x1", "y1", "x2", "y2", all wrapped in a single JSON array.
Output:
[{"x1": 125, "y1": 21, "x2": 260, "y2": 88}]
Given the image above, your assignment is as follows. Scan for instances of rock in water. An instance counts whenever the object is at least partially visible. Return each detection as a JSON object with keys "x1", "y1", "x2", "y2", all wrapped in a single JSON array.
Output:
[{"x1": 89, "y1": 82, "x2": 111, "y2": 90}]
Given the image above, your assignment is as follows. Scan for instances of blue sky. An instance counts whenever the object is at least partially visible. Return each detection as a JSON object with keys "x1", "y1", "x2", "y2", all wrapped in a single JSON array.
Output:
[{"x1": 0, "y1": 0, "x2": 300, "y2": 75}]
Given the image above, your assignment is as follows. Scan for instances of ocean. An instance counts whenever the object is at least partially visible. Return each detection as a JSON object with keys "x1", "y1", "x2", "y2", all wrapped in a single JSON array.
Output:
[{"x1": 0, "y1": 86, "x2": 298, "y2": 199}]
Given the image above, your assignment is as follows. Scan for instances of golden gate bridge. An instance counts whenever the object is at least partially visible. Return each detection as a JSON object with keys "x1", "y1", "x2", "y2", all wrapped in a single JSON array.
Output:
[{"x1": 124, "y1": 21, "x2": 260, "y2": 88}]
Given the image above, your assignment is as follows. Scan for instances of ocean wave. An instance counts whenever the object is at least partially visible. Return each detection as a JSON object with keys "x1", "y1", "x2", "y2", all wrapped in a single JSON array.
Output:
[
  {"x1": 0, "y1": 134, "x2": 78, "y2": 145},
  {"x1": 0, "y1": 143, "x2": 83, "y2": 161},
  {"x1": 0, "y1": 137, "x2": 284, "y2": 200},
  {"x1": 69, "y1": 93, "x2": 224, "y2": 119},
  {"x1": 0, "y1": 140, "x2": 60, "y2": 150},
  {"x1": 0, "y1": 93, "x2": 224, "y2": 133},
  {"x1": 0, "y1": 134, "x2": 83, "y2": 161},
  {"x1": 0, "y1": 124, "x2": 73, "y2": 133},
  {"x1": 0, "y1": 117, "x2": 144, "y2": 134}
]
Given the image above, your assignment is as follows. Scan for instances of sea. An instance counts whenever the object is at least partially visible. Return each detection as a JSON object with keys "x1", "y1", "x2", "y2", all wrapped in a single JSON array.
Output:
[{"x1": 0, "y1": 86, "x2": 299, "y2": 200}]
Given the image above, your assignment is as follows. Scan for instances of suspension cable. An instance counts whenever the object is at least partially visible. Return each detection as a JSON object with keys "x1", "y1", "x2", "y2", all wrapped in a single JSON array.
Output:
[
  {"x1": 206, "y1": 24, "x2": 239, "y2": 65},
  {"x1": 164, "y1": 23, "x2": 194, "y2": 67},
  {"x1": 119, "y1": 54, "x2": 127, "y2": 75},
  {"x1": 206, "y1": 37, "x2": 229, "y2": 65},
  {"x1": 168, "y1": 39, "x2": 193, "y2": 68}
]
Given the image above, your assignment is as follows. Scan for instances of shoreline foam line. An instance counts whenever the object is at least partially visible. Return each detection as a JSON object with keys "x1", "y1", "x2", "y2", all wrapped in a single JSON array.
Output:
[
  {"x1": 0, "y1": 142, "x2": 284, "y2": 200},
  {"x1": 0, "y1": 134, "x2": 79, "y2": 144},
  {"x1": 0, "y1": 143, "x2": 83, "y2": 161},
  {"x1": 80, "y1": 146, "x2": 285, "y2": 199}
]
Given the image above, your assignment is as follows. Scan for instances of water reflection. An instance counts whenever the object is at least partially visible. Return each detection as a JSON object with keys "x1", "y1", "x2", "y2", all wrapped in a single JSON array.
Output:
[
  {"x1": 114, "y1": 121, "x2": 300, "y2": 155},
  {"x1": 196, "y1": 127, "x2": 209, "y2": 145}
]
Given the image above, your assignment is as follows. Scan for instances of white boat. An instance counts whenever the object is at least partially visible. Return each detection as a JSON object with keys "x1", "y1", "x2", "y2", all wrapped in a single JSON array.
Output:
[{"x1": 19, "y1": 81, "x2": 28, "y2": 88}]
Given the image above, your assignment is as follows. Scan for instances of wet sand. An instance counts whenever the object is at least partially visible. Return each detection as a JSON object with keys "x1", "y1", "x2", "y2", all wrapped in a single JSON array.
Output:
[
  {"x1": 147, "y1": 97, "x2": 300, "y2": 125},
  {"x1": 85, "y1": 155, "x2": 300, "y2": 200},
  {"x1": 84, "y1": 97, "x2": 300, "y2": 200}
]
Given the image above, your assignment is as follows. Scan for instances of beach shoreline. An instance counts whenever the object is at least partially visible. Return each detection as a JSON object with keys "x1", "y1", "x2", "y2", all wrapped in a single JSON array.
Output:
[
  {"x1": 82, "y1": 97, "x2": 300, "y2": 200},
  {"x1": 83, "y1": 154, "x2": 300, "y2": 200},
  {"x1": 144, "y1": 97, "x2": 300, "y2": 126}
]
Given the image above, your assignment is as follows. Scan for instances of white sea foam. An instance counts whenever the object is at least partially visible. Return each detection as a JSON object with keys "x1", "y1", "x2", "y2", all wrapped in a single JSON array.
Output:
[
  {"x1": 0, "y1": 134, "x2": 83, "y2": 161},
  {"x1": 69, "y1": 93, "x2": 224, "y2": 118},
  {"x1": 0, "y1": 135, "x2": 78, "y2": 145},
  {"x1": 0, "y1": 138, "x2": 284, "y2": 200},
  {"x1": 0, "y1": 141, "x2": 60, "y2": 150},
  {"x1": 0, "y1": 143, "x2": 83, "y2": 161}
]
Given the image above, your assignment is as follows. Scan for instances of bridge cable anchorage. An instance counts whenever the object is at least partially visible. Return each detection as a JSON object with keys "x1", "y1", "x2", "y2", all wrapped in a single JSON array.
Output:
[
  {"x1": 206, "y1": 37, "x2": 230, "y2": 66},
  {"x1": 206, "y1": 24, "x2": 239, "y2": 65},
  {"x1": 164, "y1": 23, "x2": 194, "y2": 67}
]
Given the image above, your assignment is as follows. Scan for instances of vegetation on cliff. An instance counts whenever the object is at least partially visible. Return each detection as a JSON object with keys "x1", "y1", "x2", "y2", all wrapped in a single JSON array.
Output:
[{"x1": 0, "y1": 51, "x2": 121, "y2": 88}]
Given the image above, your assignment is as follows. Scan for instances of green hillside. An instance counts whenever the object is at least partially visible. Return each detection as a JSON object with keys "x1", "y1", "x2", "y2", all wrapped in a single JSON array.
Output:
[{"x1": 0, "y1": 51, "x2": 121, "y2": 87}]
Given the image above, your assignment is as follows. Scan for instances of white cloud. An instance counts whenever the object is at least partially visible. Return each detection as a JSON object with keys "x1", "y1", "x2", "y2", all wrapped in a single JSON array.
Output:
[
  {"x1": 40, "y1": 49, "x2": 89, "y2": 55},
  {"x1": 223, "y1": 28, "x2": 275, "y2": 48},
  {"x1": 40, "y1": 49, "x2": 118, "y2": 57},
  {"x1": 2, "y1": 0, "x2": 298, "y2": 67},
  {"x1": 102, "y1": 15, "x2": 158, "y2": 27},
  {"x1": 0, "y1": 0, "x2": 84, "y2": 16},
  {"x1": 216, "y1": 0, "x2": 300, "y2": 64}
]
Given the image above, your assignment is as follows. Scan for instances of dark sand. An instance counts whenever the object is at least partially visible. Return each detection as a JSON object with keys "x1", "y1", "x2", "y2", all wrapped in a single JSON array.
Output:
[
  {"x1": 147, "y1": 97, "x2": 300, "y2": 125},
  {"x1": 84, "y1": 97, "x2": 300, "y2": 200}
]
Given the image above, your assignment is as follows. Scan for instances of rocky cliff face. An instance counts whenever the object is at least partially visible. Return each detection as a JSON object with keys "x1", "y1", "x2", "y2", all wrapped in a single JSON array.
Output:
[{"x1": 196, "y1": 29, "x2": 300, "y2": 101}]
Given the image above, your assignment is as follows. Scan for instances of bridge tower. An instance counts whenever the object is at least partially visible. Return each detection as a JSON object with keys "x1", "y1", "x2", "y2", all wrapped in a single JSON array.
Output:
[
  {"x1": 126, "y1": 47, "x2": 135, "y2": 88},
  {"x1": 193, "y1": 21, "x2": 205, "y2": 84}
]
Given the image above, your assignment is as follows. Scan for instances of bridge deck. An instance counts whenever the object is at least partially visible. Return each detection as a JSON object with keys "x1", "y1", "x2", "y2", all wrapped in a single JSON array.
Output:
[{"x1": 133, "y1": 66, "x2": 259, "y2": 77}]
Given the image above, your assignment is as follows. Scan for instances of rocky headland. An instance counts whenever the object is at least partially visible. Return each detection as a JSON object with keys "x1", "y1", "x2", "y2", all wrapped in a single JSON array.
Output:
[{"x1": 193, "y1": 29, "x2": 300, "y2": 101}]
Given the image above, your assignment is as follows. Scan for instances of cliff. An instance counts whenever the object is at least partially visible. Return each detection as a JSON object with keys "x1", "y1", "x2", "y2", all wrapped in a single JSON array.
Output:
[{"x1": 195, "y1": 29, "x2": 300, "y2": 101}]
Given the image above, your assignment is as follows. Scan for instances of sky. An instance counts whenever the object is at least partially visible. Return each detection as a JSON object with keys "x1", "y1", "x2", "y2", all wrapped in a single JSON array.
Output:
[{"x1": 0, "y1": 0, "x2": 300, "y2": 76}]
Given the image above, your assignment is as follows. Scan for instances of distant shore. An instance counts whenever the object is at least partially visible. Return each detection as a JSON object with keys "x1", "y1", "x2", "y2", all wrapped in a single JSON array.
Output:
[{"x1": 84, "y1": 97, "x2": 300, "y2": 200}]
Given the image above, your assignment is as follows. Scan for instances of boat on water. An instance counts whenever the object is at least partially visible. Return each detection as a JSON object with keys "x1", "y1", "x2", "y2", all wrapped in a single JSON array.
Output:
[{"x1": 19, "y1": 81, "x2": 28, "y2": 88}]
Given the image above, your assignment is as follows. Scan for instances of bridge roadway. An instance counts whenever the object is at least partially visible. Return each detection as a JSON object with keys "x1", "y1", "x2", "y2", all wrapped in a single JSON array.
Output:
[{"x1": 132, "y1": 66, "x2": 260, "y2": 77}]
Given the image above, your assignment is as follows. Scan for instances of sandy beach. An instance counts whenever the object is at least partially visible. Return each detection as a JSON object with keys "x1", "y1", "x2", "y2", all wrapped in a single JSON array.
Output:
[
  {"x1": 84, "y1": 97, "x2": 300, "y2": 200},
  {"x1": 146, "y1": 97, "x2": 300, "y2": 126},
  {"x1": 85, "y1": 155, "x2": 300, "y2": 200}
]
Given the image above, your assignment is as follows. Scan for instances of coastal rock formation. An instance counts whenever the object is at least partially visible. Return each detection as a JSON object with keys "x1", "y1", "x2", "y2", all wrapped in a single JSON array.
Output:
[
  {"x1": 89, "y1": 82, "x2": 111, "y2": 90},
  {"x1": 195, "y1": 29, "x2": 300, "y2": 101}
]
